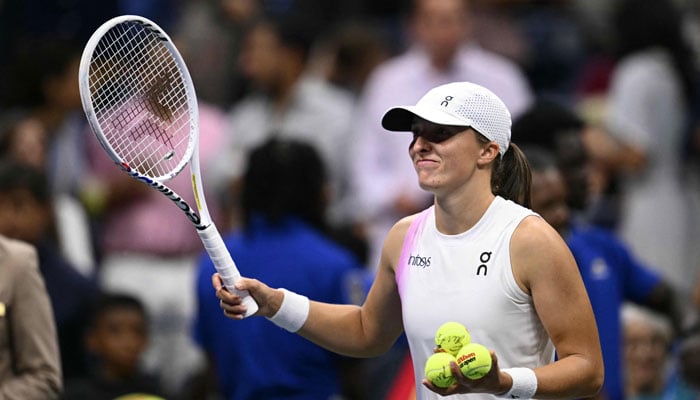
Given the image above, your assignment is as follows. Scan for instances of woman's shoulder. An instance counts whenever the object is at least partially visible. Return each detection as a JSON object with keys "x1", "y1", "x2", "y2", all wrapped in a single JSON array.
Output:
[
  {"x1": 512, "y1": 214, "x2": 565, "y2": 253},
  {"x1": 383, "y1": 209, "x2": 431, "y2": 262},
  {"x1": 491, "y1": 197, "x2": 538, "y2": 225},
  {"x1": 389, "y1": 209, "x2": 431, "y2": 237}
]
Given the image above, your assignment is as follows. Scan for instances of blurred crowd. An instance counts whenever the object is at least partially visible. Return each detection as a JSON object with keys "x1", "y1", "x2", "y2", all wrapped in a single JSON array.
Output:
[{"x1": 1, "y1": 0, "x2": 700, "y2": 399}]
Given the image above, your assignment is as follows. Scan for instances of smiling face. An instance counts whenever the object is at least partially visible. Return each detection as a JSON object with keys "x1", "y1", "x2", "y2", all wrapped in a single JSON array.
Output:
[{"x1": 408, "y1": 119, "x2": 497, "y2": 196}]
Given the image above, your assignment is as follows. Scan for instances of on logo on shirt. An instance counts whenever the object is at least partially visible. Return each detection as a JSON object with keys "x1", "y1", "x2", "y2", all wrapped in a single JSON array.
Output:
[{"x1": 476, "y1": 251, "x2": 492, "y2": 276}]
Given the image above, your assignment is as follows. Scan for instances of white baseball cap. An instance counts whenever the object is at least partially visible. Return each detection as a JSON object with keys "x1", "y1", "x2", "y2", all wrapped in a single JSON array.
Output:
[{"x1": 381, "y1": 82, "x2": 512, "y2": 155}]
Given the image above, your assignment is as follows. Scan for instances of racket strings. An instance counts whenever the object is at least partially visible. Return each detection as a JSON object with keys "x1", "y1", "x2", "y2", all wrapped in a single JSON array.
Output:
[
  {"x1": 109, "y1": 26, "x2": 188, "y2": 175},
  {"x1": 97, "y1": 32, "x2": 186, "y2": 176},
  {"x1": 88, "y1": 21, "x2": 192, "y2": 179}
]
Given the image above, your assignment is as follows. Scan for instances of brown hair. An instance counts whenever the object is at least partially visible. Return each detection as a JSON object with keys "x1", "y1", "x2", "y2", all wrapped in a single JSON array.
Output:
[{"x1": 491, "y1": 142, "x2": 531, "y2": 208}]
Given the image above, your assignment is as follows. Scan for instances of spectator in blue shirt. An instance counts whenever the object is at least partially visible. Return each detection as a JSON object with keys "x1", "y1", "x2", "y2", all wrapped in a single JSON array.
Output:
[
  {"x1": 525, "y1": 145, "x2": 680, "y2": 400},
  {"x1": 192, "y1": 137, "x2": 367, "y2": 400}
]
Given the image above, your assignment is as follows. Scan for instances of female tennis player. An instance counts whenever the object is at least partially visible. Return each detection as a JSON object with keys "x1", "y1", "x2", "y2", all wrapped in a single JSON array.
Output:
[{"x1": 214, "y1": 82, "x2": 603, "y2": 399}]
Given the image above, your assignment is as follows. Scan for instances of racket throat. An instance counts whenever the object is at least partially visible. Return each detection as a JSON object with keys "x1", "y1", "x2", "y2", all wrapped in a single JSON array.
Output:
[{"x1": 120, "y1": 162, "x2": 206, "y2": 229}]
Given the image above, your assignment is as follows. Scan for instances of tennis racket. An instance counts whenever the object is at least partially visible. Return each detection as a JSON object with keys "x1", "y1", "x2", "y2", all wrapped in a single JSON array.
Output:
[{"x1": 78, "y1": 15, "x2": 258, "y2": 317}]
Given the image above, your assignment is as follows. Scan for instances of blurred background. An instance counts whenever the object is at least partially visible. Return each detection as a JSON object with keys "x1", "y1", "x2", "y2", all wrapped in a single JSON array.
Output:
[{"x1": 1, "y1": 0, "x2": 700, "y2": 399}]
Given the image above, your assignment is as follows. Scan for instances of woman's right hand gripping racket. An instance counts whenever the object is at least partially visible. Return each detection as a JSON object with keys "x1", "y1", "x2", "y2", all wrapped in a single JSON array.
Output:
[{"x1": 78, "y1": 15, "x2": 258, "y2": 317}]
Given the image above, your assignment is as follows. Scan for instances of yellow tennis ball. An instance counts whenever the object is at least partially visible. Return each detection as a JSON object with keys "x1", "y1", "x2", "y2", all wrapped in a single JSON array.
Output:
[
  {"x1": 456, "y1": 342, "x2": 493, "y2": 380},
  {"x1": 435, "y1": 321, "x2": 471, "y2": 355},
  {"x1": 113, "y1": 394, "x2": 166, "y2": 400},
  {"x1": 424, "y1": 352, "x2": 458, "y2": 388}
]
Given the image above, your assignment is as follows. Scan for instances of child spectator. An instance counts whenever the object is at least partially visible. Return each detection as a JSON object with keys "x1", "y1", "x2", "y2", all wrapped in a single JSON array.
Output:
[{"x1": 63, "y1": 293, "x2": 166, "y2": 400}]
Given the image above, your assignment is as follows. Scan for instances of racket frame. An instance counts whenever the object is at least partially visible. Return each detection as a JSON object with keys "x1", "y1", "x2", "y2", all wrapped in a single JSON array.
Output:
[{"x1": 79, "y1": 15, "x2": 257, "y2": 316}]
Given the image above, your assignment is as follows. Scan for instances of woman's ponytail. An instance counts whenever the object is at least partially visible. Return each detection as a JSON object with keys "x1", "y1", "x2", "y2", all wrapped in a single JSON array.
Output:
[{"x1": 491, "y1": 142, "x2": 532, "y2": 208}]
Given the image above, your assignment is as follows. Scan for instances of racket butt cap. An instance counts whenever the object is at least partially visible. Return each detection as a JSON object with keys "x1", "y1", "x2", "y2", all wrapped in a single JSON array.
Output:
[{"x1": 241, "y1": 295, "x2": 259, "y2": 318}]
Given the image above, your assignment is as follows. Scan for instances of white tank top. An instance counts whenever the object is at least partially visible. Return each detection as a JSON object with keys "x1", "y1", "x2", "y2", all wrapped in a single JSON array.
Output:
[{"x1": 397, "y1": 196, "x2": 554, "y2": 400}]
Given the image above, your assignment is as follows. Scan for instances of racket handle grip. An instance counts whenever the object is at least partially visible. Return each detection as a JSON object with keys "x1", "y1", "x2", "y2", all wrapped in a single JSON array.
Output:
[{"x1": 198, "y1": 223, "x2": 259, "y2": 318}]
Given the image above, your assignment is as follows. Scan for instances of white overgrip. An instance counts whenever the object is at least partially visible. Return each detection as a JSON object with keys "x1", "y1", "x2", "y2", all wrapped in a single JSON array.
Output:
[{"x1": 197, "y1": 223, "x2": 259, "y2": 317}]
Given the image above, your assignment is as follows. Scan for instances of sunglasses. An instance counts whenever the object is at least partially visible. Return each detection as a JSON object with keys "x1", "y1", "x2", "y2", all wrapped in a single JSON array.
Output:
[{"x1": 410, "y1": 123, "x2": 467, "y2": 144}]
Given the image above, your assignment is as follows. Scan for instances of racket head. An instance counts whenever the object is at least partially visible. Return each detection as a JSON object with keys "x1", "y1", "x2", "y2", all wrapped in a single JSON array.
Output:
[{"x1": 79, "y1": 15, "x2": 199, "y2": 182}]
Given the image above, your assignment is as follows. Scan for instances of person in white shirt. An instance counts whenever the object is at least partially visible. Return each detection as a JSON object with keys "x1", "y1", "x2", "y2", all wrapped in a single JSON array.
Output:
[
  {"x1": 592, "y1": 0, "x2": 699, "y2": 314},
  {"x1": 209, "y1": 13, "x2": 357, "y2": 228},
  {"x1": 350, "y1": 0, "x2": 533, "y2": 270},
  {"x1": 212, "y1": 81, "x2": 603, "y2": 400}
]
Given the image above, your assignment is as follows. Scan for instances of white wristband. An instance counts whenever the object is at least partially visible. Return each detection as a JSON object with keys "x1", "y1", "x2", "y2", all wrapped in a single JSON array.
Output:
[
  {"x1": 499, "y1": 368, "x2": 538, "y2": 399},
  {"x1": 266, "y1": 288, "x2": 309, "y2": 333}
]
